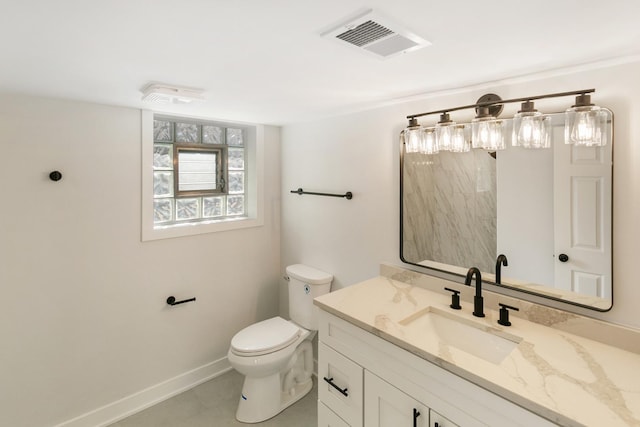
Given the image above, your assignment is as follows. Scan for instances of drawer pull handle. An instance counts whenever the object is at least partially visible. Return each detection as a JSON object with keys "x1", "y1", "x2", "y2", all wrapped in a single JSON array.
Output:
[
  {"x1": 413, "y1": 408, "x2": 421, "y2": 427},
  {"x1": 323, "y1": 376, "x2": 349, "y2": 397}
]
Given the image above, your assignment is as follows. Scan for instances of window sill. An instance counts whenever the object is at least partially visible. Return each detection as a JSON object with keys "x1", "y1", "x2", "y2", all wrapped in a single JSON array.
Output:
[{"x1": 142, "y1": 216, "x2": 263, "y2": 241}]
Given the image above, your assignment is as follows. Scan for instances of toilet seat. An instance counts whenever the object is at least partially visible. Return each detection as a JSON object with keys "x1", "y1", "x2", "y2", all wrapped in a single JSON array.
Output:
[{"x1": 231, "y1": 317, "x2": 301, "y2": 356}]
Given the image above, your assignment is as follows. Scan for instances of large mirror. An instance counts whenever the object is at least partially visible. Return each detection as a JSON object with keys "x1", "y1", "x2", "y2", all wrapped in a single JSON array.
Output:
[{"x1": 400, "y1": 111, "x2": 613, "y2": 311}]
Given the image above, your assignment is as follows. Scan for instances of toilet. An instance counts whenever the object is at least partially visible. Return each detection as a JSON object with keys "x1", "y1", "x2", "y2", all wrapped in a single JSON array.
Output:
[{"x1": 227, "y1": 264, "x2": 333, "y2": 423}]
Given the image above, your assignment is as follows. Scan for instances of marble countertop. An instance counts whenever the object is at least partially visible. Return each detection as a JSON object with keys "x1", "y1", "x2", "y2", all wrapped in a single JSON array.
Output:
[{"x1": 314, "y1": 276, "x2": 640, "y2": 427}]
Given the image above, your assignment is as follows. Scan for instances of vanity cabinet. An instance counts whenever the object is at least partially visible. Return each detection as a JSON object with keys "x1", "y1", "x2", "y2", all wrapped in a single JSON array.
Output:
[
  {"x1": 318, "y1": 401, "x2": 351, "y2": 427},
  {"x1": 317, "y1": 310, "x2": 557, "y2": 427},
  {"x1": 429, "y1": 409, "x2": 457, "y2": 427},
  {"x1": 364, "y1": 371, "x2": 430, "y2": 427}
]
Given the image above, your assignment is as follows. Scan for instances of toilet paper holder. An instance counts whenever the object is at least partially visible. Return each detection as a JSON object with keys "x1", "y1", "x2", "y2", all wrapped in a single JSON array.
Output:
[{"x1": 166, "y1": 296, "x2": 196, "y2": 306}]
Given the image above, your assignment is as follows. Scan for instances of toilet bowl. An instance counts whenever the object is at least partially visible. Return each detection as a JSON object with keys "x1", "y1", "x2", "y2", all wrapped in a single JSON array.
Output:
[
  {"x1": 228, "y1": 264, "x2": 333, "y2": 423},
  {"x1": 227, "y1": 317, "x2": 314, "y2": 423}
]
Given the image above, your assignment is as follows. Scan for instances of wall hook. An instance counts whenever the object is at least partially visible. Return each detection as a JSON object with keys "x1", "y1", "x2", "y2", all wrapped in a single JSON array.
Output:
[{"x1": 49, "y1": 171, "x2": 63, "y2": 181}]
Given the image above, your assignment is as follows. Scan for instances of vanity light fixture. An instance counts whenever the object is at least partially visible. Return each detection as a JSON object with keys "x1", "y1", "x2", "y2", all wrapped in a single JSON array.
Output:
[
  {"x1": 401, "y1": 118, "x2": 439, "y2": 154},
  {"x1": 449, "y1": 125, "x2": 470, "y2": 152},
  {"x1": 403, "y1": 118, "x2": 422, "y2": 153},
  {"x1": 565, "y1": 94, "x2": 608, "y2": 146},
  {"x1": 402, "y1": 88, "x2": 605, "y2": 154},
  {"x1": 512, "y1": 101, "x2": 551, "y2": 149},
  {"x1": 471, "y1": 106, "x2": 506, "y2": 151},
  {"x1": 435, "y1": 113, "x2": 456, "y2": 151},
  {"x1": 421, "y1": 128, "x2": 439, "y2": 154}
]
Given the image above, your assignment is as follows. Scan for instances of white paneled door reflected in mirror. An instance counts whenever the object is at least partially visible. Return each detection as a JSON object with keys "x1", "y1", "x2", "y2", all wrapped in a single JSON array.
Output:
[{"x1": 401, "y1": 111, "x2": 613, "y2": 311}]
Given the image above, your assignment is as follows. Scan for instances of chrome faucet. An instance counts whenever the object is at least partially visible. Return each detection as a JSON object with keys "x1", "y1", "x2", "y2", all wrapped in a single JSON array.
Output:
[
  {"x1": 464, "y1": 267, "x2": 485, "y2": 318},
  {"x1": 495, "y1": 254, "x2": 508, "y2": 285}
]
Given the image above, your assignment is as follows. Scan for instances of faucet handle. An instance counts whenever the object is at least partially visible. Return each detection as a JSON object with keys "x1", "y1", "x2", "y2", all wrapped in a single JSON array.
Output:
[
  {"x1": 498, "y1": 303, "x2": 519, "y2": 326},
  {"x1": 444, "y1": 287, "x2": 461, "y2": 310}
]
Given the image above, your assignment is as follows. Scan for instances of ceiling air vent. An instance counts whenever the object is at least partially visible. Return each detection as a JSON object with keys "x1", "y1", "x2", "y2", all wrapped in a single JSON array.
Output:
[
  {"x1": 321, "y1": 9, "x2": 430, "y2": 59},
  {"x1": 141, "y1": 83, "x2": 205, "y2": 104}
]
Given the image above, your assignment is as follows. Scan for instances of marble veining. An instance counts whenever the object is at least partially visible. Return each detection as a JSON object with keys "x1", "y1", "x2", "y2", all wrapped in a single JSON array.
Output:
[
  {"x1": 524, "y1": 303, "x2": 580, "y2": 326},
  {"x1": 374, "y1": 314, "x2": 392, "y2": 332},
  {"x1": 381, "y1": 264, "x2": 639, "y2": 353},
  {"x1": 562, "y1": 337, "x2": 636, "y2": 425},
  {"x1": 403, "y1": 149, "x2": 497, "y2": 272},
  {"x1": 387, "y1": 277, "x2": 419, "y2": 306},
  {"x1": 315, "y1": 269, "x2": 640, "y2": 427}
]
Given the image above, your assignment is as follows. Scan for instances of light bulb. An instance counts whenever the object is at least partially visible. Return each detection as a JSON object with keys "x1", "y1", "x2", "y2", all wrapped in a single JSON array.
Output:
[
  {"x1": 450, "y1": 125, "x2": 470, "y2": 152},
  {"x1": 436, "y1": 125, "x2": 454, "y2": 151},
  {"x1": 513, "y1": 110, "x2": 550, "y2": 149},
  {"x1": 472, "y1": 117, "x2": 505, "y2": 150},
  {"x1": 403, "y1": 127, "x2": 422, "y2": 153},
  {"x1": 564, "y1": 94, "x2": 607, "y2": 146},
  {"x1": 435, "y1": 113, "x2": 456, "y2": 152},
  {"x1": 573, "y1": 111, "x2": 596, "y2": 142},
  {"x1": 420, "y1": 128, "x2": 438, "y2": 154}
]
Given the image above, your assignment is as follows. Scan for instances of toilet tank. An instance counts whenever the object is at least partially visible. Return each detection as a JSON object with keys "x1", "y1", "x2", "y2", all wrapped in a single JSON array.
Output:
[{"x1": 286, "y1": 264, "x2": 333, "y2": 330}]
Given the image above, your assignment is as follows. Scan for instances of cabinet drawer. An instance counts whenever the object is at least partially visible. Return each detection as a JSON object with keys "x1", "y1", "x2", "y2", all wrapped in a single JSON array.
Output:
[
  {"x1": 318, "y1": 401, "x2": 351, "y2": 427},
  {"x1": 319, "y1": 342, "x2": 364, "y2": 427},
  {"x1": 430, "y1": 409, "x2": 459, "y2": 427}
]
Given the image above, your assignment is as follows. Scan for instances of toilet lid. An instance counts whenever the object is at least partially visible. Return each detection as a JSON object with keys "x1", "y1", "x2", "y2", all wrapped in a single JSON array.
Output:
[{"x1": 231, "y1": 317, "x2": 301, "y2": 355}]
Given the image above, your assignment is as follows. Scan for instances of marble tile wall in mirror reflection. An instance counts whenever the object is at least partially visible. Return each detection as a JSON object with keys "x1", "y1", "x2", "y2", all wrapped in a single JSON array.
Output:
[{"x1": 402, "y1": 149, "x2": 496, "y2": 273}]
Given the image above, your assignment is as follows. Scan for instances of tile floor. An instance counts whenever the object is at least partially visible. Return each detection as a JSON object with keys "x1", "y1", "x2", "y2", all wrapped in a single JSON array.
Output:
[{"x1": 109, "y1": 370, "x2": 317, "y2": 427}]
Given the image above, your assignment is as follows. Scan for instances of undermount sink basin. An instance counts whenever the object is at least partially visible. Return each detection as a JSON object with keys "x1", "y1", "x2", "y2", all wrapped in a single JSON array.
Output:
[{"x1": 399, "y1": 306, "x2": 522, "y2": 364}]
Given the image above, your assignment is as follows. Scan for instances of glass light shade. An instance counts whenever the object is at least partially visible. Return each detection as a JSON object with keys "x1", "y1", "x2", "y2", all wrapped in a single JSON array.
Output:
[
  {"x1": 435, "y1": 121, "x2": 456, "y2": 152},
  {"x1": 564, "y1": 106, "x2": 608, "y2": 146},
  {"x1": 420, "y1": 128, "x2": 438, "y2": 154},
  {"x1": 449, "y1": 125, "x2": 470, "y2": 152},
  {"x1": 472, "y1": 117, "x2": 506, "y2": 150},
  {"x1": 512, "y1": 111, "x2": 551, "y2": 149},
  {"x1": 403, "y1": 127, "x2": 422, "y2": 153}
]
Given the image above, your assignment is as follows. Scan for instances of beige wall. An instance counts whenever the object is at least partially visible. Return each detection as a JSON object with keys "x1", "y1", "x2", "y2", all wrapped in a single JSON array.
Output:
[{"x1": 0, "y1": 94, "x2": 282, "y2": 427}]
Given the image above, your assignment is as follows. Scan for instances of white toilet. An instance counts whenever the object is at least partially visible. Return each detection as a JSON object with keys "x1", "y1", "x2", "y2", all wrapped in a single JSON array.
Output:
[{"x1": 227, "y1": 264, "x2": 333, "y2": 423}]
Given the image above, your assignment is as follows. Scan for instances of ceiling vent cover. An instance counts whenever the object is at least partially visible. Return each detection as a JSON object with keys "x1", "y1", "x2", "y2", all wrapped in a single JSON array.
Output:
[
  {"x1": 322, "y1": 9, "x2": 430, "y2": 59},
  {"x1": 336, "y1": 20, "x2": 394, "y2": 47},
  {"x1": 141, "y1": 83, "x2": 205, "y2": 104}
]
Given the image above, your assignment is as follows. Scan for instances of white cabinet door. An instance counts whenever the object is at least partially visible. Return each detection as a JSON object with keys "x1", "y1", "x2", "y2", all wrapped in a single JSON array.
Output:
[
  {"x1": 319, "y1": 401, "x2": 351, "y2": 427},
  {"x1": 430, "y1": 409, "x2": 458, "y2": 427},
  {"x1": 364, "y1": 371, "x2": 428, "y2": 427}
]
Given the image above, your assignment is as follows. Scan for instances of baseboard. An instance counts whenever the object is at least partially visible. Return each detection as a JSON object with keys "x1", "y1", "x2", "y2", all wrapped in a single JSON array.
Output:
[{"x1": 54, "y1": 357, "x2": 232, "y2": 427}]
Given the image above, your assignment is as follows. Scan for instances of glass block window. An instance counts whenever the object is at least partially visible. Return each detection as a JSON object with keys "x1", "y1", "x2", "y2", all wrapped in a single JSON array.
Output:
[
  {"x1": 152, "y1": 115, "x2": 246, "y2": 226},
  {"x1": 203, "y1": 125, "x2": 224, "y2": 144},
  {"x1": 153, "y1": 144, "x2": 173, "y2": 169},
  {"x1": 153, "y1": 120, "x2": 173, "y2": 142},
  {"x1": 175, "y1": 122, "x2": 200, "y2": 143}
]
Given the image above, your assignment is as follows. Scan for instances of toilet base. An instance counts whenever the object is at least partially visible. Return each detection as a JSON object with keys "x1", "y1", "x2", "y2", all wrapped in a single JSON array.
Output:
[
  {"x1": 231, "y1": 332, "x2": 315, "y2": 424},
  {"x1": 235, "y1": 375, "x2": 313, "y2": 423}
]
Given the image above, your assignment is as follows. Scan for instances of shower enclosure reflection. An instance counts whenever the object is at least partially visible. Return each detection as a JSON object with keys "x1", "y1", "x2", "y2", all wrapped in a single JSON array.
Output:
[{"x1": 400, "y1": 112, "x2": 613, "y2": 311}]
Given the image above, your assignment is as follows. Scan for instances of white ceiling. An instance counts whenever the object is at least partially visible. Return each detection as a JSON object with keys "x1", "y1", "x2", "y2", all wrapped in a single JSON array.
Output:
[{"x1": 2, "y1": 0, "x2": 640, "y2": 125}]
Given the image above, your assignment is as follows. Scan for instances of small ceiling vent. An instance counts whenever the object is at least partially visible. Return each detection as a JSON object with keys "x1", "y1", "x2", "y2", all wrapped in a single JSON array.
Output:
[
  {"x1": 141, "y1": 83, "x2": 205, "y2": 104},
  {"x1": 321, "y1": 9, "x2": 430, "y2": 59}
]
